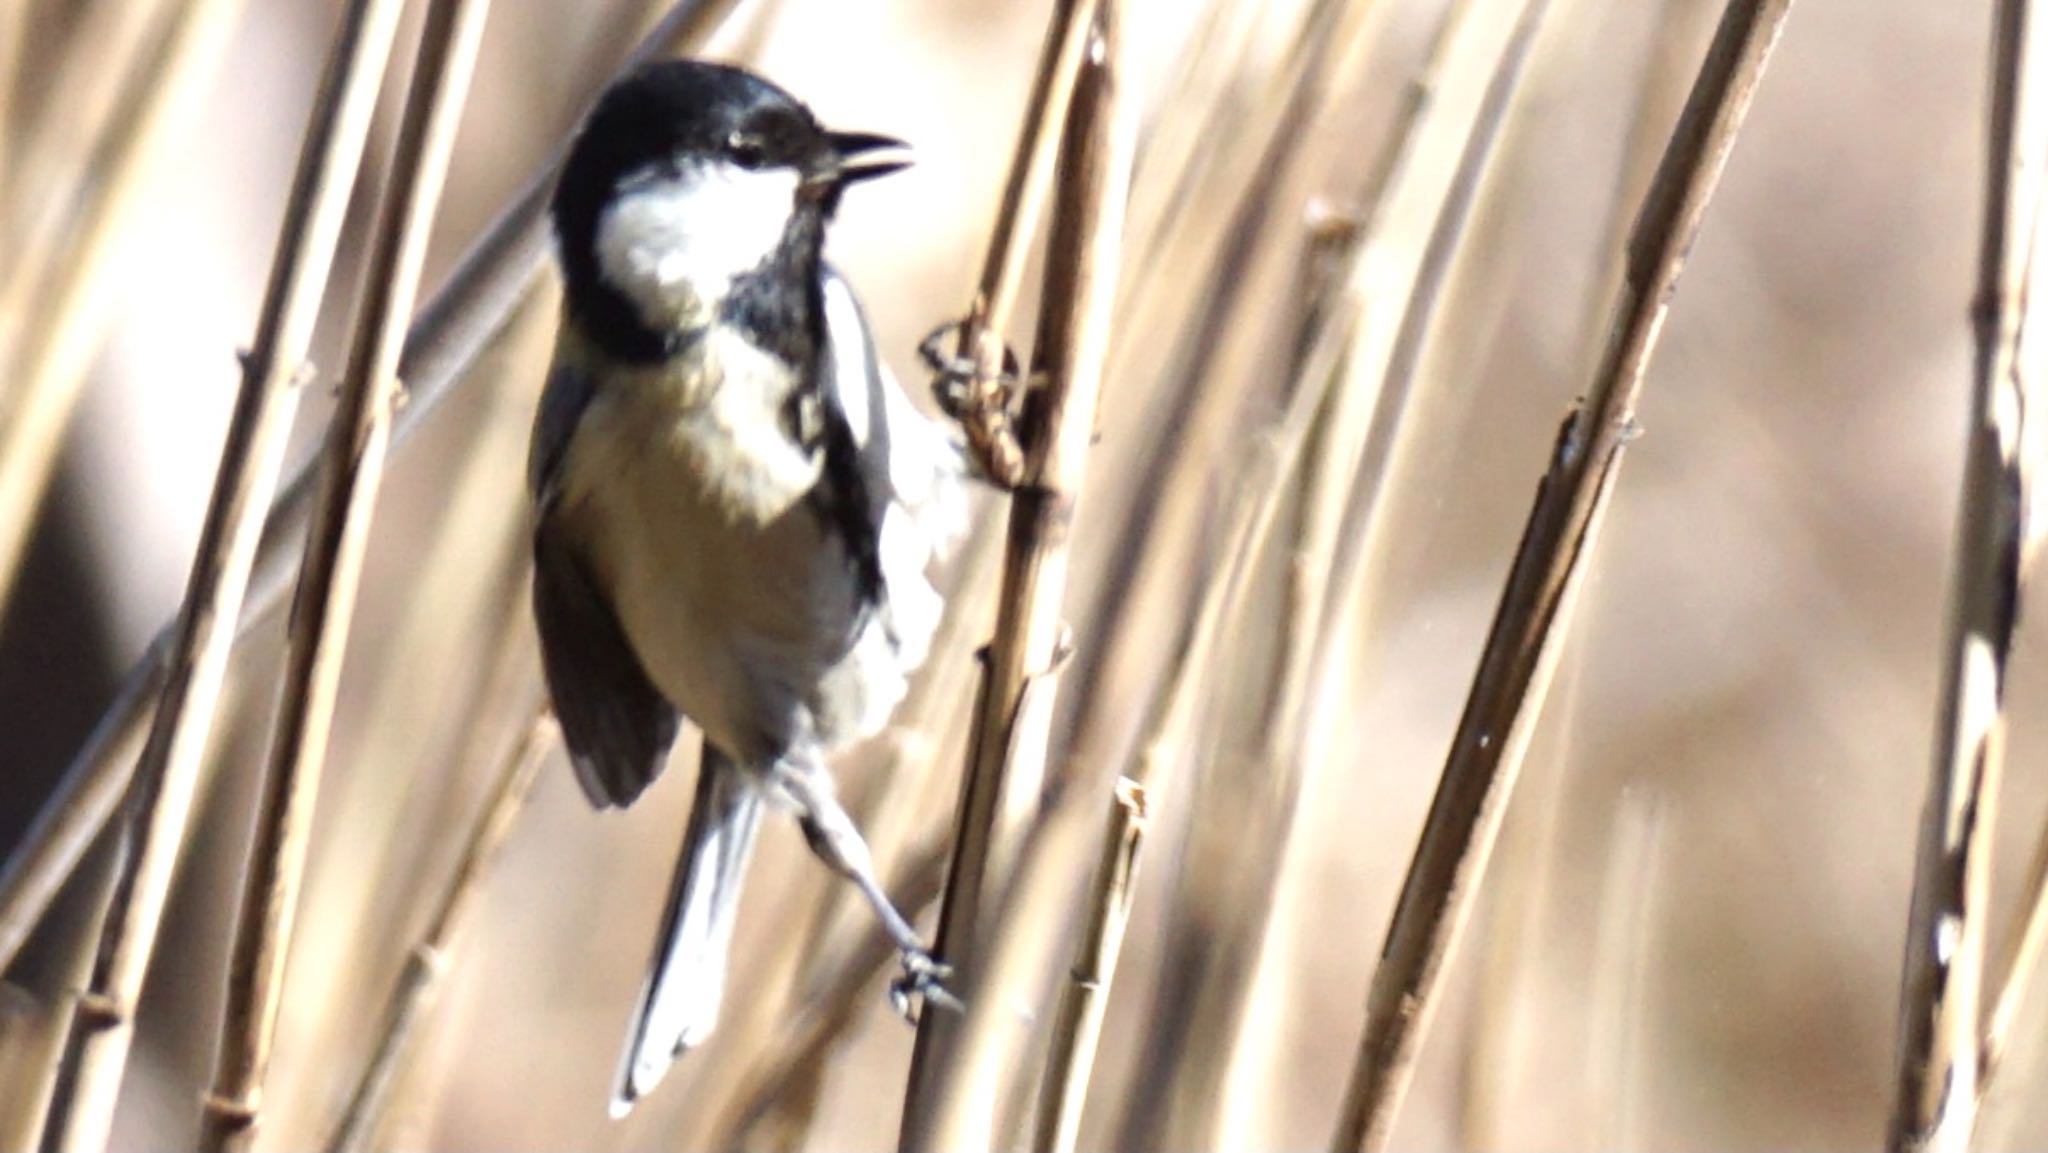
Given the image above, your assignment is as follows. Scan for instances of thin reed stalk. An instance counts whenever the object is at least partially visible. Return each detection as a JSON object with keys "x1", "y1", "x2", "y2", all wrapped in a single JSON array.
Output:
[
  {"x1": 1224, "y1": 2, "x2": 1556, "y2": 1144},
  {"x1": 197, "y1": 1, "x2": 495, "y2": 1147},
  {"x1": 1057, "y1": 228, "x2": 1365, "y2": 1139},
  {"x1": 938, "y1": 0, "x2": 1098, "y2": 487},
  {"x1": 1458, "y1": 6, "x2": 1716, "y2": 1144},
  {"x1": 1113, "y1": 0, "x2": 1552, "y2": 1143},
  {"x1": 1329, "y1": 4, "x2": 1793, "y2": 1149},
  {"x1": 1030, "y1": 778, "x2": 1146, "y2": 1153},
  {"x1": 326, "y1": 712, "x2": 556, "y2": 1153},
  {"x1": 1890, "y1": 1, "x2": 2042, "y2": 1149},
  {"x1": 0, "y1": 0, "x2": 248, "y2": 615},
  {"x1": 20, "y1": 0, "x2": 406, "y2": 1146},
  {"x1": 899, "y1": 4, "x2": 1136, "y2": 1147},
  {"x1": 0, "y1": 0, "x2": 748, "y2": 983}
]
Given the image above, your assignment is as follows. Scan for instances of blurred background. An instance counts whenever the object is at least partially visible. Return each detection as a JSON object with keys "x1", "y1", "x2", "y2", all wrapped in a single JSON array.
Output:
[{"x1": 1, "y1": 0, "x2": 2044, "y2": 1150}]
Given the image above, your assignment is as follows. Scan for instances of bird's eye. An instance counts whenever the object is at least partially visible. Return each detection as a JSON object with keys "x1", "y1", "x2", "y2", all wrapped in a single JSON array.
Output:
[{"x1": 726, "y1": 131, "x2": 767, "y2": 167}]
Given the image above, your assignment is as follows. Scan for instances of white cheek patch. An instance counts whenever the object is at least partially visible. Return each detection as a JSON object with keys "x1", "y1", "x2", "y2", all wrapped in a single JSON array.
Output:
[{"x1": 595, "y1": 160, "x2": 801, "y2": 330}]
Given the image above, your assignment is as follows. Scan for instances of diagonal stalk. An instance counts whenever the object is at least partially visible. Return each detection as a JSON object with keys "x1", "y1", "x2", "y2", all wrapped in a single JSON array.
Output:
[
  {"x1": 899, "y1": 4, "x2": 1137, "y2": 1148},
  {"x1": 21, "y1": 0, "x2": 408, "y2": 1145},
  {"x1": 1328, "y1": 3, "x2": 1794, "y2": 1148},
  {"x1": 195, "y1": 0, "x2": 497, "y2": 1147},
  {"x1": 1890, "y1": 1, "x2": 2044, "y2": 1149}
]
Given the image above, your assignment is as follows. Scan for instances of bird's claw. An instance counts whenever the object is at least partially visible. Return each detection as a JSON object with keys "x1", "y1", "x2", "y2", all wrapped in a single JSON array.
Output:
[
  {"x1": 888, "y1": 948, "x2": 962, "y2": 1024},
  {"x1": 919, "y1": 319, "x2": 1028, "y2": 489}
]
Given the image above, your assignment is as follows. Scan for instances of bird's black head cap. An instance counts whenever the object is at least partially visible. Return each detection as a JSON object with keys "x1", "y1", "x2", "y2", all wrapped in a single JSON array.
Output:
[{"x1": 551, "y1": 60, "x2": 906, "y2": 363}]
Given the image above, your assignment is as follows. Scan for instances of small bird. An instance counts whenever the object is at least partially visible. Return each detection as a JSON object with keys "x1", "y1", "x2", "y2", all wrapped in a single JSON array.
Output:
[{"x1": 527, "y1": 59, "x2": 967, "y2": 1114}]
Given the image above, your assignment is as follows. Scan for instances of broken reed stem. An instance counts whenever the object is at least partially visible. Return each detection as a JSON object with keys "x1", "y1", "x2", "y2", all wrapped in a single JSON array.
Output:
[
  {"x1": 21, "y1": 2, "x2": 406, "y2": 1149},
  {"x1": 0, "y1": 0, "x2": 248, "y2": 616},
  {"x1": 0, "y1": 0, "x2": 745, "y2": 984},
  {"x1": 325, "y1": 712, "x2": 556, "y2": 1153},
  {"x1": 197, "y1": 1, "x2": 495, "y2": 1148},
  {"x1": 1329, "y1": 3, "x2": 1793, "y2": 1150},
  {"x1": 944, "y1": 0, "x2": 1096, "y2": 487},
  {"x1": 899, "y1": 4, "x2": 1135, "y2": 1148},
  {"x1": 1890, "y1": 1, "x2": 2041, "y2": 1148},
  {"x1": 1030, "y1": 779, "x2": 1146, "y2": 1153}
]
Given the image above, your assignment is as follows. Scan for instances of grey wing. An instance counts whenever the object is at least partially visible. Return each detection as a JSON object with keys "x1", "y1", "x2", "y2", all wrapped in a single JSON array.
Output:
[{"x1": 530, "y1": 360, "x2": 680, "y2": 809}]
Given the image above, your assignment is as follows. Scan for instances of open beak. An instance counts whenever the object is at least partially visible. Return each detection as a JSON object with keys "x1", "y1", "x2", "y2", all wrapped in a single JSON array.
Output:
[{"x1": 824, "y1": 130, "x2": 912, "y2": 186}]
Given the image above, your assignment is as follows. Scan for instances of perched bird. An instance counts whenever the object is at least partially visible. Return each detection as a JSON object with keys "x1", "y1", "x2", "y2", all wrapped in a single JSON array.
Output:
[{"x1": 527, "y1": 59, "x2": 967, "y2": 1114}]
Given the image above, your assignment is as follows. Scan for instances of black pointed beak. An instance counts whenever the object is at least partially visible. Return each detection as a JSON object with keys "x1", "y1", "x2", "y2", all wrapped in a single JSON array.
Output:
[{"x1": 824, "y1": 130, "x2": 912, "y2": 186}]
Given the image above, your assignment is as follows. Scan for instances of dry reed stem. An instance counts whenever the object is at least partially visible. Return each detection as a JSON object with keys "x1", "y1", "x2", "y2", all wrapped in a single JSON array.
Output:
[
  {"x1": 26, "y1": 0, "x2": 406, "y2": 1083},
  {"x1": 1060, "y1": 0, "x2": 1381, "y2": 826},
  {"x1": 1032, "y1": 217, "x2": 1368, "y2": 1153},
  {"x1": 1029, "y1": 778, "x2": 1146, "y2": 1153},
  {"x1": 1890, "y1": 2, "x2": 2042, "y2": 1148},
  {"x1": 197, "y1": 0, "x2": 495, "y2": 1146},
  {"x1": 20, "y1": 0, "x2": 408, "y2": 1148},
  {"x1": 0, "y1": 0, "x2": 247, "y2": 615},
  {"x1": 281, "y1": 292, "x2": 546, "y2": 1095},
  {"x1": 899, "y1": 4, "x2": 1135, "y2": 1147},
  {"x1": 1329, "y1": 4, "x2": 1792, "y2": 1149},
  {"x1": 1978, "y1": 0, "x2": 2048, "y2": 1099},
  {"x1": 0, "y1": 0, "x2": 746, "y2": 984},
  {"x1": 938, "y1": 0, "x2": 1097, "y2": 487},
  {"x1": 1463, "y1": 6, "x2": 1720, "y2": 1145},
  {"x1": 0, "y1": 0, "x2": 173, "y2": 356},
  {"x1": 1125, "y1": 0, "x2": 1553, "y2": 1143},
  {"x1": 326, "y1": 712, "x2": 556, "y2": 1153},
  {"x1": 1048, "y1": 37, "x2": 1391, "y2": 1119},
  {"x1": 0, "y1": 832, "x2": 121, "y2": 1153}
]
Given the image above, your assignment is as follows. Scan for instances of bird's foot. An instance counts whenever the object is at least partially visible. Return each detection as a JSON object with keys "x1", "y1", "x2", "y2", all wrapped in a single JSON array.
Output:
[
  {"x1": 919, "y1": 319, "x2": 1028, "y2": 489},
  {"x1": 888, "y1": 947, "x2": 963, "y2": 1024}
]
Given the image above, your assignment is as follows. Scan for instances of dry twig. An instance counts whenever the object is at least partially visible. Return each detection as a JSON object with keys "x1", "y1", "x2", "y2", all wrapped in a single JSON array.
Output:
[
  {"x1": 197, "y1": 0, "x2": 496, "y2": 1146},
  {"x1": 1329, "y1": 3, "x2": 1793, "y2": 1149},
  {"x1": 899, "y1": 4, "x2": 1137, "y2": 1147},
  {"x1": 1890, "y1": 1, "x2": 2043, "y2": 1148}
]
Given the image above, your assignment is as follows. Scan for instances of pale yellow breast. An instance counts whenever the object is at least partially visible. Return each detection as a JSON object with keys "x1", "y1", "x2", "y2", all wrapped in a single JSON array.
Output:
[{"x1": 552, "y1": 334, "x2": 864, "y2": 761}]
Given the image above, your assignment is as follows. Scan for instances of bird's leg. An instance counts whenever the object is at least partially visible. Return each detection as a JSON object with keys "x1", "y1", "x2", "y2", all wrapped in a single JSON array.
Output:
[{"x1": 775, "y1": 759, "x2": 963, "y2": 1021}]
